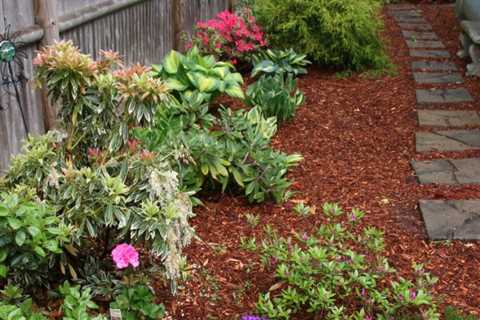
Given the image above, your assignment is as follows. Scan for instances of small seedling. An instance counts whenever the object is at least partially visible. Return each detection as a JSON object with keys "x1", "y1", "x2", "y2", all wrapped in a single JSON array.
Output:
[
  {"x1": 245, "y1": 213, "x2": 260, "y2": 227},
  {"x1": 239, "y1": 236, "x2": 257, "y2": 251},
  {"x1": 293, "y1": 202, "x2": 311, "y2": 216}
]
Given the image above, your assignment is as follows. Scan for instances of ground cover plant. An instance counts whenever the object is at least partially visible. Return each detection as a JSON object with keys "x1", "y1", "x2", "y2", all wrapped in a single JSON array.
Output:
[{"x1": 252, "y1": 0, "x2": 390, "y2": 71}]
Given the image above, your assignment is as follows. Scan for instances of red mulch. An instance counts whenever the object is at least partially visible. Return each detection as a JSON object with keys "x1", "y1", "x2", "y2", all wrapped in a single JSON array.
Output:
[{"x1": 158, "y1": 4, "x2": 480, "y2": 319}]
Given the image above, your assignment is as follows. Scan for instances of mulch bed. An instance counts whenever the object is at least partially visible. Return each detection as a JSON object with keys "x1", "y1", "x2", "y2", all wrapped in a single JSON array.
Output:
[{"x1": 158, "y1": 4, "x2": 480, "y2": 319}]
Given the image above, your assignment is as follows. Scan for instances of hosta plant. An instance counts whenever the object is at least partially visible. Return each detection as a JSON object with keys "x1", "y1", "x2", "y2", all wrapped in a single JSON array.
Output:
[
  {"x1": 190, "y1": 9, "x2": 267, "y2": 64},
  {"x1": 255, "y1": 204, "x2": 440, "y2": 319},
  {"x1": 252, "y1": 49, "x2": 311, "y2": 78},
  {"x1": 246, "y1": 74, "x2": 304, "y2": 122},
  {"x1": 152, "y1": 47, "x2": 245, "y2": 102}
]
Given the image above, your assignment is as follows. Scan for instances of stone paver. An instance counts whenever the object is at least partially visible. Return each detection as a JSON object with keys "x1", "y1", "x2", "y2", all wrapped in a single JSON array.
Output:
[
  {"x1": 409, "y1": 49, "x2": 451, "y2": 58},
  {"x1": 388, "y1": 4, "x2": 417, "y2": 11},
  {"x1": 398, "y1": 23, "x2": 433, "y2": 31},
  {"x1": 417, "y1": 110, "x2": 480, "y2": 127},
  {"x1": 416, "y1": 88, "x2": 473, "y2": 104},
  {"x1": 406, "y1": 40, "x2": 445, "y2": 49},
  {"x1": 391, "y1": 10, "x2": 422, "y2": 17},
  {"x1": 394, "y1": 17, "x2": 428, "y2": 24},
  {"x1": 419, "y1": 200, "x2": 480, "y2": 240},
  {"x1": 413, "y1": 72, "x2": 463, "y2": 84},
  {"x1": 412, "y1": 60, "x2": 457, "y2": 71},
  {"x1": 416, "y1": 130, "x2": 480, "y2": 152},
  {"x1": 402, "y1": 30, "x2": 438, "y2": 40},
  {"x1": 412, "y1": 158, "x2": 480, "y2": 184}
]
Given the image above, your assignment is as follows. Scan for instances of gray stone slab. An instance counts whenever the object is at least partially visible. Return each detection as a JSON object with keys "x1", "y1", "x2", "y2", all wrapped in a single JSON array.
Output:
[
  {"x1": 409, "y1": 49, "x2": 451, "y2": 58},
  {"x1": 412, "y1": 158, "x2": 480, "y2": 184},
  {"x1": 398, "y1": 23, "x2": 433, "y2": 31},
  {"x1": 388, "y1": 4, "x2": 417, "y2": 11},
  {"x1": 419, "y1": 200, "x2": 480, "y2": 240},
  {"x1": 417, "y1": 110, "x2": 480, "y2": 127},
  {"x1": 416, "y1": 88, "x2": 473, "y2": 104},
  {"x1": 406, "y1": 40, "x2": 445, "y2": 49},
  {"x1": 413, "y1": 72, "x2": 463, "y2": 84},
  {"x1": 416, "y1": 130, "x2": 480, "y2": 152},
  {"x1": 402, "y1": 30, "x2": 439, "y2": 40},
  {"x1": 391, "y1": 10, "x2": 423, "y2": 18},
  {"x1": 394, "y1": 16, "x2": 428, "y2": 23},
  {"x1": 412, "y1": 60, "x2": 457, "y2": 71}
]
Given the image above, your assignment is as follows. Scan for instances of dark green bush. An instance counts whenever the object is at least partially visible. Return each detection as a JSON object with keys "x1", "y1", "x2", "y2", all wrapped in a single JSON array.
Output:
[{"x1": 253, "y1": 0, "x2": 390, "y2": 71}]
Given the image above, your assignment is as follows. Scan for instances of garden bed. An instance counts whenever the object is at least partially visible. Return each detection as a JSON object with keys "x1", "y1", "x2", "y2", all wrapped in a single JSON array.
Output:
[{"x1": 159, "y1": 4, "x2": 480, "y2": 319}]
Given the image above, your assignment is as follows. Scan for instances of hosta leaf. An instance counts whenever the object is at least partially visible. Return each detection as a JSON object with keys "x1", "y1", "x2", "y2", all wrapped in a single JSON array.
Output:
[
  {"x1": 225, "y1": 85, "x2": 245, "y2": 99},
  {"x1": 195, "y1": 75, "x2": 219, "y2": 92},
  {"x1": 252, "y1": 60, "x2": 276, "y2": 77},
  {"x1": 163, "y1": 51, "x2": 181, "y2": 74},
  {"x1": 165, "y1": 78, "x2": 188, "y2": 91},
  {"x1": 7, "y1": 218, "x2": 21, "y2": 230}
]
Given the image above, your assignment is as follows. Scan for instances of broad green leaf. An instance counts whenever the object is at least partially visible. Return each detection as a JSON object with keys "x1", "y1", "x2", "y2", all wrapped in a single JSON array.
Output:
[
  {"x1": 195, "y1": 75, "x2": 219, "y2": 92},
  {"x1": 34, "y1": 246, "x2": 46, "y2": 257},
  {"x1": 0, "y1": 205, "x2": 8, "y2": 217},
  {"x1": 163, "y1": 51, "x2": 181, "y2": 74},
  {"x1": 28, "y1": 226, "x2": 41, "y2": 237},
  {"x1": 15, "y1": 231, "x2": 26, "y2": 246},
  {"x1": 0, "y1": 264, "x2": 7, "y2": 278},
  {"x1": 165, "y1": 78, "x2": 188, "y2": 91},
  {"x1": 7, "y1": 218, "x2": 21, "y2": 230},
  {"x1": 0, "y1": 249, "x2": 6, "y2": 262},
  {"x1": 225, "y1": 85, "x2": 245, "y2": 99}
]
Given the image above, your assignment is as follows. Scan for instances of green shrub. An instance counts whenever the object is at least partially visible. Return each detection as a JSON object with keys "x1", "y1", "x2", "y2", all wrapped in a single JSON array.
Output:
[
  {"x1": 253, "y1": 0, "x2": 390, "y2": 71},
  {"x1": 0, "y1": 191, "x2": 71, "y2": 287},
  {"x1": 110, "y1": 284, "x2": 165, "y2": 320},
  {"x1": 153, "y1": 47, "x2": 245, "y2": 102},
  {"x1": 252, "y1": 49, "x2": 311, "y2": 78},
  {"x1": 246, "y1": 74, "x2": 304, "y2": 122},
  {"x1": 255, "y1": 204, "x2": 440, "y2": 319},
  {"x1": 2, "y1": 41, "x2": 195, "y2": 294},
  {"x1": 59, "y1": 282, "x2": 107, "y2": 320},
  {"x1": 136, "y1": 105, "x2": 302, "y2": 203}
]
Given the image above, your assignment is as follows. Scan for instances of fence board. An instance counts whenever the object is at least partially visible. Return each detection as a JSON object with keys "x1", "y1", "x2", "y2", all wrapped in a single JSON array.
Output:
[{"x1": 0, "y1": 0, "x2": 228, "y2": 173}]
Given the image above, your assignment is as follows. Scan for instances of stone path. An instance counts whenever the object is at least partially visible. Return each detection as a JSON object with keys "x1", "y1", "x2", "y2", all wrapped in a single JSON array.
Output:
[{"x1": 389, "y1": 4, "x2": 480, "y2": 240}]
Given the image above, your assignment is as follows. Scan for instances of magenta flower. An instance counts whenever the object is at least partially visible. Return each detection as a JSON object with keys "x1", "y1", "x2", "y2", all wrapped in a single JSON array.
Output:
[{"x1": 111, "y1": 243, "x2": 140, "y2": 269}]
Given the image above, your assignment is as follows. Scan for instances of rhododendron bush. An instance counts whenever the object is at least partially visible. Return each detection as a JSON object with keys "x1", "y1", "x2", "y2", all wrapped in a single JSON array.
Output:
[{"x1": 190, "y1": 9, "x2": 267, "y2": 64}]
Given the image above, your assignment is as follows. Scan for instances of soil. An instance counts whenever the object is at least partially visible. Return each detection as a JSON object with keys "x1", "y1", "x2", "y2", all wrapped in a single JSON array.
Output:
[{"x1": 158, "y1": 4, "x2": 480, "y2": 319}]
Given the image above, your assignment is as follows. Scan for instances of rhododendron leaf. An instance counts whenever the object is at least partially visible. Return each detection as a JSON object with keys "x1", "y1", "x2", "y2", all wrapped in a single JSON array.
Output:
[
  {"x1": 225, "y1": 85, "x2": 245, "y2": 99},
  {"x1": 15, "y1": 231, "x2": 26, "y2": 246},
  {"x1": 163, "y1": 51, "x2": 180, "y2": 74}
]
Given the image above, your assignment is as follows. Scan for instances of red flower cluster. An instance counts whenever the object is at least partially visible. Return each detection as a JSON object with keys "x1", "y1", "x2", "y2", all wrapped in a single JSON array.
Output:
[{"x1": 191, "y1": 10, "x2": 267, "y2": 64}]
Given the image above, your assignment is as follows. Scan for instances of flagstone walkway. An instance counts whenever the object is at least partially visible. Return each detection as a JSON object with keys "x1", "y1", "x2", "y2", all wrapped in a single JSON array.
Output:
[{"x1": 389, "y1": 4, "x2": 480, "y2": 240}]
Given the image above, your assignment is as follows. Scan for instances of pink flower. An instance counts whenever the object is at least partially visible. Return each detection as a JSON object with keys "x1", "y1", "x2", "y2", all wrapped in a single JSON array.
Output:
[{"x1": 111, "y1": 243, "x2": 139, "y2": 269}]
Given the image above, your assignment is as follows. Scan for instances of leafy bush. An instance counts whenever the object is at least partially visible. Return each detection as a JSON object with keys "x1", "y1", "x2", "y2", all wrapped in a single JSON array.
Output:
[
  {"x1": 255, "y1": 204, "x2": 440, "y2": 319},
  {"x1": 0, "y1": 191, "x2": 71, "y2": 287},
  {"x1": 1, "y1": 41, "x2": 195, "y2": 294},
  {"x1": 190, "y1": 9, "x2": 267, "y2": 64},
  {"x1": 0, "y1": 285, "x2": 46, "y2": 320},
  {"x1": 246, "y1": 74, "x2": 304, "y2": 122},
  {"x1": 110, "y1": 284, "x2": 165, "y2": 320},
  {"x1": 153, "y1": 47, "x2": 244, "y2": 102},
  {"x1": 252, "y1": 49, "x2": 311, "y2": 78},
  {"x1": 253, "y1": 0, "x2": 390, "y2": 71},
  {"x1": 136, "y1": 105, "x2": 302, "y2": 203},
  {"x1": 59, "y1": 282, "x2": 107, "y2": 320}
]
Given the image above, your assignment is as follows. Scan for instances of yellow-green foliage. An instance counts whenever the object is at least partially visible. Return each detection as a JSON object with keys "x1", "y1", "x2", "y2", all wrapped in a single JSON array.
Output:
[{"x1": 254, "y1": 0, "x2": 390, "y2": 71}]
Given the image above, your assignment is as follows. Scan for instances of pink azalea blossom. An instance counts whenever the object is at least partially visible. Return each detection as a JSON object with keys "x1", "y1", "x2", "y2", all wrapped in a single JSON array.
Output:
[{"x1": 111, "y1": 243, "x2": 139, "y2": 269}]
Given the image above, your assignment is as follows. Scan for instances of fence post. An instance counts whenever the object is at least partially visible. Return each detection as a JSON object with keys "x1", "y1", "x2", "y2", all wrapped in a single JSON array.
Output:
[
  {"x1": 172, "y1": 0, "x2": 185, "y2": 51},
  {"x1": 34, "y1": 0, "x2": 59, "y2": 130},
  {"x1": 228, "y1": 0, "x2": 236, "y2": 11}
]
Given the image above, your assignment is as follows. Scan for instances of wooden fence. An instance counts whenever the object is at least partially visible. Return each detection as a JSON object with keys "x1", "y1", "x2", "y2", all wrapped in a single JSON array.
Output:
[{"x1": 0, "y1": 0, "x2": 230, "y2": 173}]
